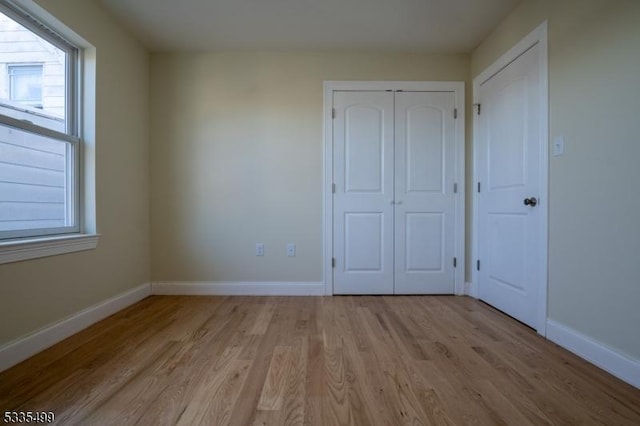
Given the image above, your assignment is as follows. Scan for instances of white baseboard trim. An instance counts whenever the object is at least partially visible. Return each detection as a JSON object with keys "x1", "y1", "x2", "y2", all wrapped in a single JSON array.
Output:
[
  {"x1": 546, "y1": 319, "x2": 640, "y2": 389},
  {"x1": 152, "y1": 281, "x2": 326, "y2": 296},
  {"x1": 0, "y1": 283, "x2": 151, "y2": 373}
]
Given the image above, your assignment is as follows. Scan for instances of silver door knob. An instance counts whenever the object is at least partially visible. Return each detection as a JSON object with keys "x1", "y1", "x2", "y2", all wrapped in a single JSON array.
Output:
[{"x1": 524, "y1": 197, "x2": 538, "y2": 207}]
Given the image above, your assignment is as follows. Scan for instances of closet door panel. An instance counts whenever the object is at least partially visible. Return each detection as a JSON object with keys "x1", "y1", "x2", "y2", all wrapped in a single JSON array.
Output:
[
  {"x1": 333, "y1": 91, "x2": 394, "y2": 294},
  {"x1": 394, "y1": 92, "x2": 456, "y2": 294}
]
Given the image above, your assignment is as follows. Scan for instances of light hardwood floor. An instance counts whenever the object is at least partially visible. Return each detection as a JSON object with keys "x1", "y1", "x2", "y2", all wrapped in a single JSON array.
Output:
[{"x1": 1, "y1": 295, "x2": 639, "y2": 425}]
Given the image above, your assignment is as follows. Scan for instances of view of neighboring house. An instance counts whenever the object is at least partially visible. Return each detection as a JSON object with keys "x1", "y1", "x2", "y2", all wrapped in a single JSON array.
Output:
[
  {"x1": 0, "y1": 11, "x2": 69, "y2": 233},
  {"x1": 0, "y1": 12, "x2": 65, "y2": 118}
]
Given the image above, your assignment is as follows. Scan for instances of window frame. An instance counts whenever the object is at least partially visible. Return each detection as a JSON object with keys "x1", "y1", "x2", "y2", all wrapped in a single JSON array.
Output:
[{"x1": 0, "y1": 0, "x2": 81, "y2": 241}]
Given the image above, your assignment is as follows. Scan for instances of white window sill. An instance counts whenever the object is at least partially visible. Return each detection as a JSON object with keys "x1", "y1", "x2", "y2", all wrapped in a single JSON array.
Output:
[{"x1": 0, "y1": 234, "x2": 100, "y2": 265}]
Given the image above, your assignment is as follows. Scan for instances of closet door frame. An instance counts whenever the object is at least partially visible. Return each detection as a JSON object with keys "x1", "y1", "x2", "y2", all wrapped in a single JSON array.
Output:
[{"x1": 323, "y1": 81, "x2": 466, "y2": 295}]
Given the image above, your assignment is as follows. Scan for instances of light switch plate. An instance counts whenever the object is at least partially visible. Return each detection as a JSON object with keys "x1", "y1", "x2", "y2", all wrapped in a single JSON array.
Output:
[{"x1": 553, "y1": 136, "x2": 565, "y2": 157}]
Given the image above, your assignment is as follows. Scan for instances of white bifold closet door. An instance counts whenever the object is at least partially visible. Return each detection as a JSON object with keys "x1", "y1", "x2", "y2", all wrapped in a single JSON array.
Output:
[{"x1": 333, "y1": 90, "x2": 456, "y2": 295}]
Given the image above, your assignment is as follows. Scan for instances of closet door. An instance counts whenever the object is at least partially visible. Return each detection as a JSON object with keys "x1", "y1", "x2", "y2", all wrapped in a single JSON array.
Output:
[
  {"x1": 394, "y1": 92, "x2": 456, "y2": 294},
  {"x1": 333, "y1": 91, "x2": 395, "y2": 294}
]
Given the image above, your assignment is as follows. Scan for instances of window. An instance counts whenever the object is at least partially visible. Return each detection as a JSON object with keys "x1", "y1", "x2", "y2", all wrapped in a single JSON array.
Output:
[
  {"x1": 8, "y1": 64, "x2": 44, "y2": 108},
  {"x1": 0, "y1": 1, "x2": 79, "y2": 241}
]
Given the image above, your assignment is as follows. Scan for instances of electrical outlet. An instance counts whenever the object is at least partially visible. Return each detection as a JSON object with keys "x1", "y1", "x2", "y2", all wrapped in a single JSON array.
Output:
[
  {"x1": 255, "y1": 243, "x2": 264, "y2": 256},
  {"x1": 286, "y1": 243, "x2": 296, "y2": 257}
]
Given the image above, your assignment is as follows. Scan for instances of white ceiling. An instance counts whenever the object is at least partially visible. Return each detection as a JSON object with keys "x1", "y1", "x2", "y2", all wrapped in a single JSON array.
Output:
[{"x1": 98, "y1": 0, "x2": 522, "y2": 53}]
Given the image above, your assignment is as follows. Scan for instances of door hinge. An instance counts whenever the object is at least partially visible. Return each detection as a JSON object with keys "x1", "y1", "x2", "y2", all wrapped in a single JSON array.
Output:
[
  {"x1": 332, "y1": 183, "x2": 336, "y2": 193},
  {"x1": 477, "y1": 182, "x2": 481, "y2": 193},
  {"x1": 332, "y1": 108, "x2": 336, "y2": 119},
  {"x1": 332, "y1": 257, "x2": 336, "y2": 268},
  {"x1": 453, "y1": 108, "x2": 458, "y2": 119},
  {"x1": 453, "y1": 257, "x2": 457, "y2": 268},
  {"x1": 477, "y1": 260, "x2": 481, "y2": 271},
  {"x1": 453, "y1": 182, "x2": 458, "y2": 194},
  {"x1": 474, "y1": 103, "x2": 481, "y2": 115}
]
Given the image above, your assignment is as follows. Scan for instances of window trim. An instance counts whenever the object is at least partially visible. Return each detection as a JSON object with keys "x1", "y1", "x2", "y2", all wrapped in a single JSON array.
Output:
[
  {"x1": 0, "y1": 113, "x2": 78, "y2": 144},
  {"x1": 0, "y1": 233, "x2": 99, "y2": 265},
  {"x1": 0, "y1": 0, "x2": 97, "y2": 261}
]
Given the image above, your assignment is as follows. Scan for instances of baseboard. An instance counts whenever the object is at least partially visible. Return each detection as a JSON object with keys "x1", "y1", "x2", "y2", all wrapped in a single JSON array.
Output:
[
  {"x1": 0, "y1": 283, "x2": 151, "y2": 373},
  {"x1": 546, "y1": 319, "x2": 640, "y2": 389},
  {"x1": 152, "y1": 281, "x2": 326, "y2": 296}
]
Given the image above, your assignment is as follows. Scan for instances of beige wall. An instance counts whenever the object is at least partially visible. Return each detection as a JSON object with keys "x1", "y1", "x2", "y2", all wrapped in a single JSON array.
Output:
[
  {"x1": 472, "y1": 0, "x2": 640, "y2": 360},
  {"x1": 0, "y1": 0, "x2": 150, "y2": 344},
  {"x1": 150, "y1": 52, "x2": 470, "y2": 282},
  {"x1": 4, "y1": 0, "x2": 637, "y2": 372}
]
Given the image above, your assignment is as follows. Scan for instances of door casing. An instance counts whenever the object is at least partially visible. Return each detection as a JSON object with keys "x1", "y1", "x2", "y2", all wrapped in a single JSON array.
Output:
[
  {"x1": 323, "y1": 81, "x2": 466, "y2": 296},
  {"x1": 472, "y1": 22, "x2": 549, "y2": 335}
]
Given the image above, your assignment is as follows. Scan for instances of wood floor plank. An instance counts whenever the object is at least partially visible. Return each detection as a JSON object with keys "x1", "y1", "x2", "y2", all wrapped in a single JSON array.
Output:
[
  {"x1": 250, "y1": 302, "x2": 275, "y2": 336},
  {"x1": 303, "y1": 322, "x2": 324, "y2": 425},
  {"x1": 0, "y1": 295, "x2": 638, "y2": 425},
  {"x1": 258, "y1": 346, "x2": 294, "y2": 411},
  {"x1": 175, "y1": 357, "x2": 251, "y2": 426},
  {"x1": 227, "y1": 299, "x2": 289, "y2": 426},
  {"x1": 278, "y1": 336, "x2": 308, "y2": 426}
]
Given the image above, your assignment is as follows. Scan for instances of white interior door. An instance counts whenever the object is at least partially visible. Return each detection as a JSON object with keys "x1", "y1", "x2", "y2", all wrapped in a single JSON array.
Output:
[
  {"x1": 476, "y1": 43, "x2": 544, "y2": 328},
  {"x1": 333, "y1": 91, "x2": 394, "y2": 294},
  {"x1": 394, "y1": 92, "x2": 456, "y2": 294},
  {"x1": 333, "y1": 90, "x2": 458, "y2": 295}
]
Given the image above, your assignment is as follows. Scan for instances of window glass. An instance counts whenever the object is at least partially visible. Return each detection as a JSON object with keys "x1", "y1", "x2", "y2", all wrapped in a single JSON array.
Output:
[
  {"x1": 0, "y1": 124, "x2": 73, "y2": 233},
  {"x1": 0, "y1": 2, "x2": 79, "y2": 240},
  {"x1": 0, "y1": 10, "x2": 69, "y2": 133}
]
